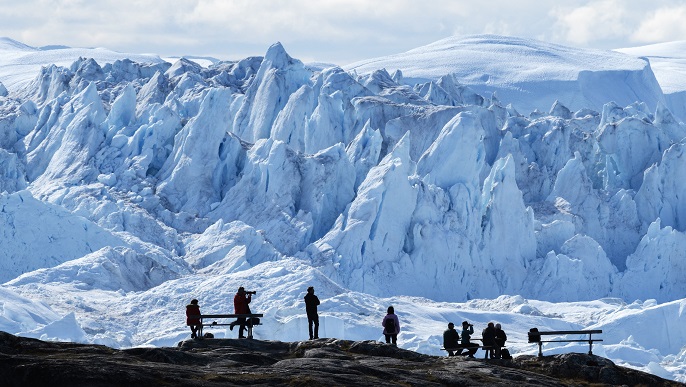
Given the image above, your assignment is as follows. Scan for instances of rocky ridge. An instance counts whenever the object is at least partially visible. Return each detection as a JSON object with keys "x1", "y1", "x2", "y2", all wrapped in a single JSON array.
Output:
[{"x1": 0, "y1": 331, "x2": 680, "y2": 386}]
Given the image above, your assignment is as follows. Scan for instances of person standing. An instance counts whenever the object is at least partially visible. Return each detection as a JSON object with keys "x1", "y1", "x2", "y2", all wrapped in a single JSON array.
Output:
[
  {"x1": 304, "y1": 286, "x2": 320, "y2": 340},
  {"x1": 482, "y1": 322, "x2": 496, "y2": 359},
  {"x1": 382, "y1": 306, "x2": 400, "y2": 346},
  {"x1": 443, "y1": 322, "x2": 461, "y2": 356},
  {"x1": 185, "y1": 299, "x2": 201, "y2": 339},
  {"x1": 460, "y1": 321, "x2": 478, "y2": 358},
  {"x1": 230, "y1": 287, "x2": 252, "y2": 338}
]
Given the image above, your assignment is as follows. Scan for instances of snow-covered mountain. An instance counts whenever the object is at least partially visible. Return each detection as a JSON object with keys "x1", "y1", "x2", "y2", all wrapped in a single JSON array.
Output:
[
  {"x1": 1, "y1": 35, "x2": 686, "y2": 381},
  {"x1": 346, "y1": 35, "x2": 673, "y2": 120},
  {"x1": 0, "y1": 36, "x2": 166, "y2": 91},
  {"x1": 616, "y1": 40, "x2": 686, "y2": 126}
]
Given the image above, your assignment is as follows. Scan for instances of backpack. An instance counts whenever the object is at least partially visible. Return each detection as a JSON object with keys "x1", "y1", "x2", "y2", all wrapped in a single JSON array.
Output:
[
  {"x1": 385, "y1": 317, "x2": 396, "y2": 333},
  {"x1": 501, "y1": 348, "x2": 512, "y2": 359},
  {"x1": 528, "y1": 328, "x2": 540, "y2": 343}
]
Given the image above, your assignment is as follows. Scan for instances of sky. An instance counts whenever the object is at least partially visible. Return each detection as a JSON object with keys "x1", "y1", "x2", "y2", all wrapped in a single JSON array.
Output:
[{"x1": 1, "y1": 0, "x2": 686, "y2": 65}]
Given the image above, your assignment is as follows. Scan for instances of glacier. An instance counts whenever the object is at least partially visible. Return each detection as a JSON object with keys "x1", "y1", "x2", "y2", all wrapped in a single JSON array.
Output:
[
  {"x1": 1, "y1": 34, "x2": 686, "y2": 381},
  {"x1": 346, "y1": 35, "x2": 670, "y2": 121}
]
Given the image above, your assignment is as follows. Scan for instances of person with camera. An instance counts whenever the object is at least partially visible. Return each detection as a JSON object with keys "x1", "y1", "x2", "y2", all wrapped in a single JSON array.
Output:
[
  {"x1": 230, "y1": 286, "x2": 254, "y2": 338},
  {"x1": 460, "y1": 321, "x2": 479, "y2": 358},
  {"x1": 304, "y1": 286, "x2": 320, "y2": 340}
]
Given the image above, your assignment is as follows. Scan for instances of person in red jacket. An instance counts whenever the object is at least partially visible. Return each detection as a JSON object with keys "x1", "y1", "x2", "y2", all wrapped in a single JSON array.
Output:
[
  {"x1": 185, "y1": 299, "x2": 201, "y2": 339},
  {"x1": 230, "y1": 287, "x2": 252, "y2": 338}
]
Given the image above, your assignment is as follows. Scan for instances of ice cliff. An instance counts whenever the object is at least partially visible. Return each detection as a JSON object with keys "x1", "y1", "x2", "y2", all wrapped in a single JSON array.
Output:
[{"x1": 1, "y1": 37, "x2": 686, "y2": 305}]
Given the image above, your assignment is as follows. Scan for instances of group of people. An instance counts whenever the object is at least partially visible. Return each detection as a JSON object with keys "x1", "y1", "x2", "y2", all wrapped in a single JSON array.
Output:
[
  {"x1": 185, "y1": 286, "x2": 257, "y2": 339},
  {"x1": 186, "y1": 288, "x2": 506, "y2": 360},
  {"x1": 443, "y1": 320, "x2": 508, "y2": 358},
  {"x1": 185, "y1": 286, "x2": 320, "y2": 340}
]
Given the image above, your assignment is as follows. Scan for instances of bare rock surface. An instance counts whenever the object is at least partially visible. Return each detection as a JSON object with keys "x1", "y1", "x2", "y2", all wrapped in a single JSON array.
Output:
[{"x1": 0, "y1": 331, "x2": 682, "y2": 386}]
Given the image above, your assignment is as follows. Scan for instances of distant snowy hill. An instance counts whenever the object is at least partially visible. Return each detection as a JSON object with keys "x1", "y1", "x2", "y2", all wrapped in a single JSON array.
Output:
[
  {"x1": 616, "y1": 41, "x2": 686, "y2": 123},
  {"x1": 0, "y1": 37, "x2": 165, "y2": 91},
  {"x1": 616, "y1": 41, "x2": 686, "y2": 94},
  {"x1": 345, "y1": 35, "x2": 671, "y2": 120},
  {"x1": 161, "y1": 55, "x2": 220, "y2": 68},
  {"x1": 2, "y1": 35, "x2": 686, "y2": 381}
]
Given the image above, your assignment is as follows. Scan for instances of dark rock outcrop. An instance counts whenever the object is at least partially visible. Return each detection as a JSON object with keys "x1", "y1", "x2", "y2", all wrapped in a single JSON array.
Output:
[{"x1": 0, "y1": 331, "x2": 681, "y2": 386}]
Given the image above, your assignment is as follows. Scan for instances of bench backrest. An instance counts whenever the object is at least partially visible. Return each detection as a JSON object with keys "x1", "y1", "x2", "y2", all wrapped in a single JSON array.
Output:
[
  {"x1": 528, "y1": 329, "x2": 602, "y2": 343},
  {"x1": 535, "y1": 330, "x2": 602, "y2": 335}
]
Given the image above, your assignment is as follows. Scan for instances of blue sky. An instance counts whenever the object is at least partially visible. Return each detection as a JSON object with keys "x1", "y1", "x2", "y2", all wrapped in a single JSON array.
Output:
[{"x1": 1, "y1": 0, "x2": 685, "y2": 65}]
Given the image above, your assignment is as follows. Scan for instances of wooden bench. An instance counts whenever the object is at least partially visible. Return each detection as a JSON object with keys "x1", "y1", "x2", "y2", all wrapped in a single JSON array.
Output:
[
  {"x1": 190, "y1": 314, "x2": 263, "y2": 339},
  {"x1": 528, "y1": 329, "x2": 602, "y2": 357},
  {"x1": 441, "y1": 343, "x2": 505, "y2": 358}
]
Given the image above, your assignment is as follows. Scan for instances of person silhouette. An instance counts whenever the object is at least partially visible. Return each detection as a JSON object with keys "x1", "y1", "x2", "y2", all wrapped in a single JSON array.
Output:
[
  {"x1": 460, "y1": 321, "x2": 478, "y2": 358},
  {"x1": 443, "y1": 322, "x2": 461, "y2": 356},
  {"x1": 382, "y1": 306, "x2": 400, "y2": 346},
  {"x1": 304, "y1": 286, "x2": 320, "y2": 340},
  {"x1": 185, "y1": 299, "x2": 201, "y2": 339},
  {"x1": 230, "y1": 287, "x2": 252, "y2": 338},
  {"x1": 482, "y1": 322, "x2": 496, "y2": 359},
  {"x1": 494, "y1": 323, "x2": 508, "y2": 359}
]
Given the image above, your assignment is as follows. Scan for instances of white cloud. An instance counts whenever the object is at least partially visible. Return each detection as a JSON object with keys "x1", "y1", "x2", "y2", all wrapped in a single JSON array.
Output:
[
  {"x1": 632, "y1": 6, "x2": 686, "y2": 43},
  {"x1": 482, "y1": 22, "x2": 513, "y2": 37},
  {"x1": 182, "y1": 0, "x2": 469, "y2": 44},
  {"x1": 551, "y1": 0, "x2": 630, "y2": 45},
  {"x1": 1, "y1": 0, "x2": 685, "y2": 64}
]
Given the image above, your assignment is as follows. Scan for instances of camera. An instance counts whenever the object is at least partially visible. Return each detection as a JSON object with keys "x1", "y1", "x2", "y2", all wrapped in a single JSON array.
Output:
[{"x1": 246, "y1": 291, "x2": 257, "y2": 295}]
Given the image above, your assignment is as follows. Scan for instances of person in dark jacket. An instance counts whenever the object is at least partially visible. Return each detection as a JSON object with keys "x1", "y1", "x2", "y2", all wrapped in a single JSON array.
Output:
[
  {"x1": 494, "y1": 323, "x2": 508, "y2": 359},
  {"x1": 443, "y1": 322, "x2": 461, "y2": 356},
  {"x1": 185, "y1": 299, "x2": 201, "y2": 339},
  {"x1": 382, "y1": 306, "x2": 400, "y2": 346},
  {"x1": 482, "y1": 322, "x2": 496, "y2": 359},
  {"x1": 460, "y1": 321, "x2": 479, "y2": 357},
  {"x1": 304, "y1": 286, "x2": 321, "y2": 340},
  {"x1": 230, "y1": 287, "x2": 252, "y2": 338}
]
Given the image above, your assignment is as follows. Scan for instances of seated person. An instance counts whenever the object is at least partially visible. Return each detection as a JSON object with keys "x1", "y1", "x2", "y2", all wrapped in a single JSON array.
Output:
[
  {"x1": 443, "y1": 322, "x2": 461, "y2": 356},
  {"x1": 460, "y1": 321, "x2": 479, "y2": 358},
  {"x1": 482, "y1": 322, "x2": 496, "y2": 359},
  {"x1": 494, "y1": 323, "x2": 507, "y2": 359}
]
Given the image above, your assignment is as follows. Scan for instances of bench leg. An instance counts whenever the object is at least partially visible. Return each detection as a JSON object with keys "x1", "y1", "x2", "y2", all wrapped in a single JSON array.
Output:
[
  {"x1": 588, "y1": 340, "x2": 593, "y2": 356},
  {"x1": 538, "y1": 342, "x2": 543, "y2": 357}
]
